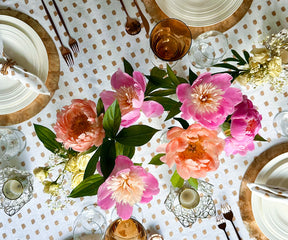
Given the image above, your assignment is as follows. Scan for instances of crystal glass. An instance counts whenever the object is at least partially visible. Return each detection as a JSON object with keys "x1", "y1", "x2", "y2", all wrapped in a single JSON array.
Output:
[
  {"x1": 0, "y1": 128, "x2": 26, "y2": 160},
  {"x1": 0, "y1": 167, "x2": 33, "y2": 216},
  {"x1": 189, "y1": 30, "x2": 228, "y2": 68},
  {"x1": 73, "y1": 205, "x2": 107, "y2": 240},
  {"x1": 104, "y1": 218, "x2": 147, "y2": 240},
  {"x1": 273, "y1": 110, "x2": 288, "y2": 137},
  {"x1": 165, "y1": 179, "x2": 216, "y2": 227},
  {"x1": 149, "y1": 18, "x2": 192, "y2": 68}
]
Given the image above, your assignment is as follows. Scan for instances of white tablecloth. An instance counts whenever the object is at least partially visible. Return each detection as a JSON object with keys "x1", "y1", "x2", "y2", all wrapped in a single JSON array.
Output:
[{"x1": 1, "y1": 0, "x2": 288, "y2": 239}]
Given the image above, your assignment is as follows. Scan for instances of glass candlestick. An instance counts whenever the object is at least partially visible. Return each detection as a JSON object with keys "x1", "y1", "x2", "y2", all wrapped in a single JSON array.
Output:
[{"x1": 0, "y1": 167, "x2": 33, "y2": 216}]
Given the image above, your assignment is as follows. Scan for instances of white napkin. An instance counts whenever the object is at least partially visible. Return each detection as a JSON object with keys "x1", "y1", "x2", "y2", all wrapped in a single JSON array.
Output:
[
  {"x1": 0, "y1": 38, "x2": 50, "y2": 95},
  {"x1": 247, "y1": 183, "x2": 288, "y2": 205}
]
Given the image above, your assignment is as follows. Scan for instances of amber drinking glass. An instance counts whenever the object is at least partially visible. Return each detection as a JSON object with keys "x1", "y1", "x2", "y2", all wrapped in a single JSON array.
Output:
[{"x1": 149, "y1": 18, "x2": 192, "y2": 67}]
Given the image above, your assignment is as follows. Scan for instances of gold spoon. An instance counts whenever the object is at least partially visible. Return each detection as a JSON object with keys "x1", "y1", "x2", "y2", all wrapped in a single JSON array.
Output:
[{"x1": 119, "y1": 0, "x2": 141, "y2": 35}]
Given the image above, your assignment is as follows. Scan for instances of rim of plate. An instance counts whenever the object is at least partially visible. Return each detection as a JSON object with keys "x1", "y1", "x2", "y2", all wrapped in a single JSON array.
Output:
[
  {"x1": 0, "y1": 15, "x2": 48, "y2": 115},
  {"x1": 251, "y1": 152, "x2": 288, "y2": 240},
  {"x1": 155, "y1": 0, "x2": 243, "y2": 27}
]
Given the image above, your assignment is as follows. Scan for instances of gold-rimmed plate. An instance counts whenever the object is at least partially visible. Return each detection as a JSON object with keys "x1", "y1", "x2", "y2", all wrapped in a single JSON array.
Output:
[
  {"x1": 239, "y1": 142, "x2": 288, "y2": 240},
  {"x1": 0, "y1": 9, "x2": 59, "y2": 126},
  {"x1": 143, "y1": 0, "x2": 253, "y2": 38}
]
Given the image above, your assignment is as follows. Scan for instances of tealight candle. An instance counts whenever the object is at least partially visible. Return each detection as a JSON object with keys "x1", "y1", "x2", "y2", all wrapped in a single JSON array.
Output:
[
  {"x1": 179, "y1": 187, "x2": 200, "y2": 209},
  {"x1": 2, "y1": 179, "x2": 23, "y2": 200},
  {"x1": 148, "y1": 234, "x2": 164, "y2": 240}
]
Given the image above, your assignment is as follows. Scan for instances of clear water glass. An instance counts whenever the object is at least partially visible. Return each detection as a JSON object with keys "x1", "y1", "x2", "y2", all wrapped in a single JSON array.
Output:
[
  {"x1": 0, "y1": 128, "x2": 26, "y2": 160},
  {"x1": 189, "y1": 30, "x2": 228, "y2": 68},
  {"x1": 273, "y1": 111, "x2": 288, "y2": 137},
  {"x1": 73, "y1": 205, "x2": 107, "y2": 240}
]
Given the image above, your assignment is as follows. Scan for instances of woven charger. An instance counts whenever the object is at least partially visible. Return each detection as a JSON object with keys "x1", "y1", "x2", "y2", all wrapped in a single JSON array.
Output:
[{"x1": 0, "y1": 9, "x2": 60, "y2": 126}]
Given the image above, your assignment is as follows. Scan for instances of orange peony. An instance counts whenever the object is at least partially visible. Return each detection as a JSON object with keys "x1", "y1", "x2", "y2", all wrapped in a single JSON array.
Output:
[
  {"x1": 54, "y1": 99, "x2": 105, "y2": 152},
  {"x1": 157, "y1": 123, "x2": 225, "y2": 179}
]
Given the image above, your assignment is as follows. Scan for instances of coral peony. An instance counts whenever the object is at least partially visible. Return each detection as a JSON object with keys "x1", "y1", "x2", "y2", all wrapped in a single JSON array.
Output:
[
  {"x1": 176, "y1": 72, "x2": 242, "y2": 129},
  {"x1": 54, "y1": 99, "x2": 105, "y2": 152},
  {"x1": 100, "y1": 69, "x2": 164, "y2": 127},
  {"x1": 157, "y1": 124, "x2": 225, "y2": 179},
  {"x1": 230, "y1": 95, "x2": 262, "y2": 141},
  {"x1": 97, "y1": 155, "x2": 159, "y2": 220}
]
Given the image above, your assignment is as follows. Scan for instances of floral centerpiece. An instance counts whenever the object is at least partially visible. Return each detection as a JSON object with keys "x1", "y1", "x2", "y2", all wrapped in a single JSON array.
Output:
[{"x1": 33, "y1": 59, "x2": 265, "y2": 219}]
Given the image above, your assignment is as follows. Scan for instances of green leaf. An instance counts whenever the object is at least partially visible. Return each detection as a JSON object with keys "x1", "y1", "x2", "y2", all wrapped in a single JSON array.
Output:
[
  {"x1": 84, "y1": 146, "x2": 101, "y2": 179},
  {"x1": 189, "y1": 68, "x2": 198, "y2": 85},
  {"x1": 148, "y1": 89, "x2": 176, "y2": 97},
  {"x1": 213, "y1": 63, "x2": 239, "y2": 71},
  {"x1": 145, "y1": 75, "x2": 175, "y2": 89},
  {"x1": 149, "y1": 153, "x2": 165, "y2": 165},
  {"x1": 254, "y1": 134, "x2": 267, "y2": 141},
  {"x1": 68, "y1": 174, "x2": 104, "y2": 198},
  {"x1": 123, "y1": 58, "x2": 134, "y2": 76},
  {"x1": 222, "y1": 57, "x2": 239, "y2": 62},
  {"x1": 166, "y1": 65, "x2": 180, "y2": 86},
  {"x1": 96, "y1": 98, "x2": 105, "y2": 116},
  {"x1": 116, "y1": 125, "x2": 159, "y2": 146},
  {"x1": 145, "y1": 81, "x2": 158, "y2": 96},
  {"x1": 177, "y1": 76, "x2": 189, "y2": 84},
  {"x1": 243, "y1": 50, "x2": 250, "y2": 63},
  {"x1": 100, "y1": 139, "x2": 116, "y2": 179},
  {"x1": 165, "y1": 101, "x2": 182, "y2": 121},
  {"x1": 188, "y1": 178, "x2": 198, "y2": 190},
  {"x1": 221, "y1": 121, "x2": 231, "y2": 137},
  {"x1": 171, "y1": 170, "x2": 184, "y2": 188},
  {"x1": 150, "y1": 66, "x2": 167, "y2": 78},
  {"x1": 34, "y1": 124, "x2": 68, "y2": 157},
  {"x1": 115, "y1": 142, "x2": 135, "y2": 159},
  {"x1": 102, "y1": 100, "x2": 121, "y2": 138},
  {"x1": 231, "y1": 49, "x2": 246, "y2": 65},
  {"x1": 174, "y1": 117, "x2": 189, "y2": 129},
  {"x1": 145, "y1": 96, "x2": 179, "y2": 111}
]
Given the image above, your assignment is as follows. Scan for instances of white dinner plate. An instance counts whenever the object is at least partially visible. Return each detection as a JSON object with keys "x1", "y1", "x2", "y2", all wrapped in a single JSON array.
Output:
[
  {"x1": 0, "y1": 15, "x2": 48, "y2": 115},
  {"x1": 251, "y1": 152, "x2": 288, "y2": 240},
  {"x1": 155, "y1": 0, "x2": 243, "y2": 27}
]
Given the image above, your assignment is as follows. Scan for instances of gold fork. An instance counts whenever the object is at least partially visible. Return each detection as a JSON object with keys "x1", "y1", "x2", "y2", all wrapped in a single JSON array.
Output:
[
  {"x1": 51, "y1": 0, "x2": 79, "y2": 53},
  {"x1": 221, "y1": 202, "x2": 242, "y2": 240},
  {"x1": 41, "y1": 0, "x2": 74, "y2": 67},
  {"x1": 216, "y1": 214, "x2": 230, "y2": 240}
]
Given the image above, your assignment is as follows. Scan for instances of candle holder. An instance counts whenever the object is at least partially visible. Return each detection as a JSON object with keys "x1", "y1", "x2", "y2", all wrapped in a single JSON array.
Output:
[
  {"x1": 0, "y1": 167, "x2": 33, "y2": 216},
  {"x1": 164, "y1": 179, "x2": 216, "y2": 227}
]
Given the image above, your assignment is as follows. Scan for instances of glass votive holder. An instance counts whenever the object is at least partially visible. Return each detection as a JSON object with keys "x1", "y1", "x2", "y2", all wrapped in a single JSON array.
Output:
[
  {"x1": 148, "y1": 234, "x2": 164, "y2": 240},
  {"x1": 165, "y1": 179, "x2": 216, "y2": 227},
  {"x1": 189, "y1": 30, "x2": 228, "y2": 69},
  {"x1": 0, "y1": 166, "x2": 33, "y2": 216}
]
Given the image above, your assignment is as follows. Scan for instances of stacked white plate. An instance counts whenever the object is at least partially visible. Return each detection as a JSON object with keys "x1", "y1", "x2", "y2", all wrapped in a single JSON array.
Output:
[
  {"x1": 251, "y1": 152, "x2": 288, "y2": 240},
  {"x1": 155, "y1": 0, "x2": 243, "y2": 27},
  {"x1": 0, "y1": 15, "x2": 49, "y2": 115}
]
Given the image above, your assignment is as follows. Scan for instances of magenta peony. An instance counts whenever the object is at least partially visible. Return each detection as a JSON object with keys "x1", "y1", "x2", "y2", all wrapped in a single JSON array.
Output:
[
  {"x1": 157, "y1": 123, "x2": 225, "y2": 179},
  {"x1": 97, "y1": 155, "x2": 159, "y2": 220},
  {"x1": 54, "y1": 99, "x2": 105, "y2": 152},
  {"x1": 176, "y1": 72, "x2": 243, "y2": 129},
  {"x1": 100, "y1": 69, "x2": 164, "y2": 127}
]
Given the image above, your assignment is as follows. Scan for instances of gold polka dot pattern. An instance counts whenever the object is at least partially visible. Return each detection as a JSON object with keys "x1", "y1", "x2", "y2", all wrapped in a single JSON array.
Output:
[{"x1": 1, "y1": 0, "x2": 288, "y2": 239}]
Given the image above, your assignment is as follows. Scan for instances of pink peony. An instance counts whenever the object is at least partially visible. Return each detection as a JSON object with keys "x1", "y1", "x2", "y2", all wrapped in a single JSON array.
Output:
[
  {"x1": 97, "y1": 155, "x2": 159, "y2": 220},
  {"x1": 157, "y1": 123, "x2": 225, "y2": 179},
  {"x1": 176, "y1": 72, "x2": 243, "y2": 129},
  {"x1": 224, "y1": 137, "x2": 255, "y2": 156},
  {"x1": 100, "y1": 69, "x2": 164, "y2": 127},
  {"x1": 230, "y1": 95, "x2": 262, "y2": 141},
  {"x1": 224, "y1": 95, "x2": 262, "y2": 156},
  {"x1": 54, "y1": 99, "x2": 105, "y2": 152}
]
